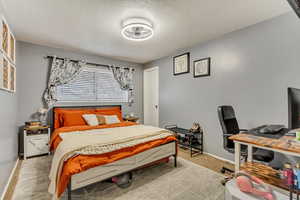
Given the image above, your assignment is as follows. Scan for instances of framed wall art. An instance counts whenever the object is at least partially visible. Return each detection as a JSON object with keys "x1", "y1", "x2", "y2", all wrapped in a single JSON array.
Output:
[
  {"x1": 193, "y1": 57, "x2": 210, "y2": 78},
  {"x1": 2, "y1": 19, "x2": 8, "y2": 55},
  {"x1": 0, "y1": 56, "x2": 9, "y2": 91},
  {"x1": 0, "y1": 16, "x2": 16, "y2": 93},
  {"x1": 173, "y1": 52, "x2": 190, "y2": 75},
  {"x1": 9, "y1": 64, "x2": 16, "y2": 92},
  {"x1": 1, "y1": 17, "x2": 16, "y2": 64},
  {"x1": 0, "y1": 53, "x2": 16, "y2": 92},
  {"x1": 9, "y1": 32, "x2": 15, "y2": 62}
]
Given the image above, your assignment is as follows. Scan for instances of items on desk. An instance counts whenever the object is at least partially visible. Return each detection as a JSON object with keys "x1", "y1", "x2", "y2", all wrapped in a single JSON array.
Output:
[
  {"x1": 286, "y1": 129, "x2": 300, "y2": 142},
  {"x1": 258, "y1": 124, "x2": 285, "y2": 134},
  {"x1": 295, "y1": 164, "x2": 300, "y2": 189},
  {"x1": 235, "y1": 171, "x2": 274, "y2": 200},
  {"x1": 283, "y1": 163, "x2": 294, "y2": 200},
  {"x1": 280, "y1": 162, "x2": 300, "y2": 200},
  {"x1": 297, "y1": 132, "x2": 300, "y2": 141},
  {"x1": 248, "y1": 124, "x2": 288, "y2": 139}
]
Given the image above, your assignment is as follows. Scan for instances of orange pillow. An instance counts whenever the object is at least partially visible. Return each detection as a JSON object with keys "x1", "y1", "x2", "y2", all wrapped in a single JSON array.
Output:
[
  {"x1": 53, "y1": 107, "x2": 123, "y2": 128},
  {"x1": 59, "y1": 109, "x2": 95, "y2": 127}
]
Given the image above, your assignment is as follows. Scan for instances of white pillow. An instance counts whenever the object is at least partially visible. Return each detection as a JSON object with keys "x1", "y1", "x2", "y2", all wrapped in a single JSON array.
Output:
[
  {"x1": 104, "y1": 115, "x2": 120, "y2": 124},
  {"x1": 82, "y1": 114, "x2": 99, "y2": 126}
]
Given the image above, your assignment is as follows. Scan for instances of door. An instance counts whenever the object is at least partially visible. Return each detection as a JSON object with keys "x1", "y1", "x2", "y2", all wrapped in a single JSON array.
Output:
[{"x1": 144, "y1": 67, "x2": 159, "y2": 126}]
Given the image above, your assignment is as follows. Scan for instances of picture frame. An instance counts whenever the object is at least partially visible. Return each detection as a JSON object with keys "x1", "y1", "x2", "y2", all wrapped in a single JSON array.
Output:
[
  {"x1": 2, "y1": 19, "x2": 9, "y2": 56},
  {"x1": 0, "y1": 16, "x2": 16, "y2": 93},
  {"x1": 0, "y1": 54, "x2": 16, "y2": 93},
  {"x1": 9, "y1": 64, "x2": 16, "y2": 92},
  {"x1": 0, "y1": 17, "x2": 16, "y2": 65},
  {"x1": 173, "y1": 52, "x2": 190, "y2": 75},
  {"x1": 0, "y1": 56, "x2": 9, "y2": 90},
  {"x1": 193, "y1": 57, "x2": 211, "y2": 78}
]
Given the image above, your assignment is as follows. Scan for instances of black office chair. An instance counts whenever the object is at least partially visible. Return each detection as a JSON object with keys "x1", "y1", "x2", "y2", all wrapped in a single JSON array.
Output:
[{"x1": 218, "y1": 105, "x2": 274, "y2": 173}]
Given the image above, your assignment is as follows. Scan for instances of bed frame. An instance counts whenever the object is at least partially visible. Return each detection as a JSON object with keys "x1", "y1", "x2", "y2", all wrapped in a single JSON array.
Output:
[{"x1": 51, "y1": 105, "x2": 177, "y2": 200}]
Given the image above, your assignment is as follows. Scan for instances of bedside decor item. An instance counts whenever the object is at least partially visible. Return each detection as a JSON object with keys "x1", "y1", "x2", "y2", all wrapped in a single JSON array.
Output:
[
  {"x1": 38, "y1": 107, "x2": 48, "y2": 125},
  {"x1": 173, "y1": 52, "x2": 190, "y2": 75},
  {"x1": 123, "y1": 114, "x2": 139, "y2": 122},
  {"x1": 193, "y1": 57, "x2": 211, "y2": 78},
  {"x1": 23, "y1": 125, "x2": 50, "y2": 159},
  {"x1": 25, "y1": 121, "x2": 41, "y2": 127}
]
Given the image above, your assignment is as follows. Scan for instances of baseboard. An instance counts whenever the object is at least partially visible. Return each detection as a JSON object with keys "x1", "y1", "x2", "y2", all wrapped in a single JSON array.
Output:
[
  {"x1": 0, "y1": 158, "x2": 19, "y2": 200},
  {"x1": 203, "y1": 151, "x2": 235, "y2": 165}
]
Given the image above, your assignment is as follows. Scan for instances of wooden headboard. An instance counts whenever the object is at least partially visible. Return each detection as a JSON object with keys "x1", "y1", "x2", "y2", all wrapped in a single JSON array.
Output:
[{"x1": 50, "y1": 105, "x2": 122, "y2": 130}]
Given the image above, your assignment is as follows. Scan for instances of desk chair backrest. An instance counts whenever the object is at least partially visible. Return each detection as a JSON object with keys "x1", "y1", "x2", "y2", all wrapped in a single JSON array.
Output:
[{"x1": 218, "y1": 105, "x2": 240, "y2": 150}]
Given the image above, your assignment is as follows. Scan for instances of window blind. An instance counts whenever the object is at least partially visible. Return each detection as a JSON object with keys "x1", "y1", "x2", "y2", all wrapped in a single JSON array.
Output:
[{"x1": 56, "y1": 66, "x2": 128, "y2": 102}]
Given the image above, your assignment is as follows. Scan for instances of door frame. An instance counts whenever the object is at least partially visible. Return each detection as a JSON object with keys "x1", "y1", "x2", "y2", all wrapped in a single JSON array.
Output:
[{"x1": 143, "y1": 66, "x2": 159, "y2": 126}]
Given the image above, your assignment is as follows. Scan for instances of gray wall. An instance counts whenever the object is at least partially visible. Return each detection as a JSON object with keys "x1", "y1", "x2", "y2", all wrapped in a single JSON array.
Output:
[
  {"x1": 145, "y1": 12, "x2": 300, "y2": 162},
  {"x1": 17, "y1": 41, "x2": 144, "y2": 126},
  {"x1": 0, "y1": 6, "x2": 18, "y2": 197},
  {"x1": 0, "y1": 83, "x2": 18, "y2": 196}
]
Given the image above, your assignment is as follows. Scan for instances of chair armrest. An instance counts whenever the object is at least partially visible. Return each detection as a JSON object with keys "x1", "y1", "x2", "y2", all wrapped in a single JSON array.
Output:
[{"x1": 239, "y1": 129, "x2": 248, "y2": 132}]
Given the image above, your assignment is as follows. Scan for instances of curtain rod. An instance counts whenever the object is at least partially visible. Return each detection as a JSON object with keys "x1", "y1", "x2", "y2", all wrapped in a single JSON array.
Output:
[{"x1": 44, "y1": 55, "x2": 135, "y2": 71}]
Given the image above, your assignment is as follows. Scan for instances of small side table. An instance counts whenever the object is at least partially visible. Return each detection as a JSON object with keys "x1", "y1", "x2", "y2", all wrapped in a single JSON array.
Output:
[
  {"x1": 123, "y1": 116, "x2": 139, "y2": 123},
  {"x1": 23, "y1": 125, "x2": 50, "y2": 160},
  {"x1": 165, "y1": 126, "x2": 203, "y2": 157}
]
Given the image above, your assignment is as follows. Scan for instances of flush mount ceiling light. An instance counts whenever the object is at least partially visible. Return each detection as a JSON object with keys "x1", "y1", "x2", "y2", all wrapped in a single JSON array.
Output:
[{"x1": 121, "y1": 18, "x2": 153, "y2": 41}]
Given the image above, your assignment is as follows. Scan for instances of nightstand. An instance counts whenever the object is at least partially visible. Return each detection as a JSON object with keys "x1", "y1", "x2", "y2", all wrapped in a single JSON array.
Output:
[
  {"x1": 23, "y1": 125, "x2": 50, "y2": 160},
  {"x1": 123, "y1": 116, "x2": 139, "y2": 122}
]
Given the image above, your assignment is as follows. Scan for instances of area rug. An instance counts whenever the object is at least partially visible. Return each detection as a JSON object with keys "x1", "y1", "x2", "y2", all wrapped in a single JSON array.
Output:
[{"x1": 12, "y1": 156, "x2": 225, "y2": 200}]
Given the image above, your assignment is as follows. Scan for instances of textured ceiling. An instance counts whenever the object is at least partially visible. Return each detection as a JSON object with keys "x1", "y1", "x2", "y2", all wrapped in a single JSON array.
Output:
[{"x1": 2, "y1": 0, "x2": 291, "y2": 64}]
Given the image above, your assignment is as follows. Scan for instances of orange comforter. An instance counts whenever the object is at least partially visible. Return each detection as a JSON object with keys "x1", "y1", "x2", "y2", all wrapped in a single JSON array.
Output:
[{"x1": 50, "y1": 122, "x2": 177, "y2": 197}]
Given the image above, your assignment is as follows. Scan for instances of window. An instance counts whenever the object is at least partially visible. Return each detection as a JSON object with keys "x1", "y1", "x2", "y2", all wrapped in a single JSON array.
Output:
[{"x1": 56, "y1": 66, "x2": 128, "y2": 102}]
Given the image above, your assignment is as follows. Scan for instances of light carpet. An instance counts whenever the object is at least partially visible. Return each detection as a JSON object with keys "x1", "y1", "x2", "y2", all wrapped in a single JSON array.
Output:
[{"x1": 12, "y1": 156, "x2": 225, "y2": 200}]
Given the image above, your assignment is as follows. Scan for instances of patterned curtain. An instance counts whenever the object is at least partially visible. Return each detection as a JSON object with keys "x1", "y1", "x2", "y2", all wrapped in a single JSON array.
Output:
[
  {"x1": 43, "y1": 57, "x2": 85, "y2": 107},
  {"x1": 111, "y1": 66, "x2": 135, "y2": 106}
]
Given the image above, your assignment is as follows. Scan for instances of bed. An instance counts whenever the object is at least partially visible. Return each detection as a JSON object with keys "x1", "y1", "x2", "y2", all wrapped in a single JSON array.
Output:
[{"x1": 49, "y1": 105, "x2": 177, "y2": 200}]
